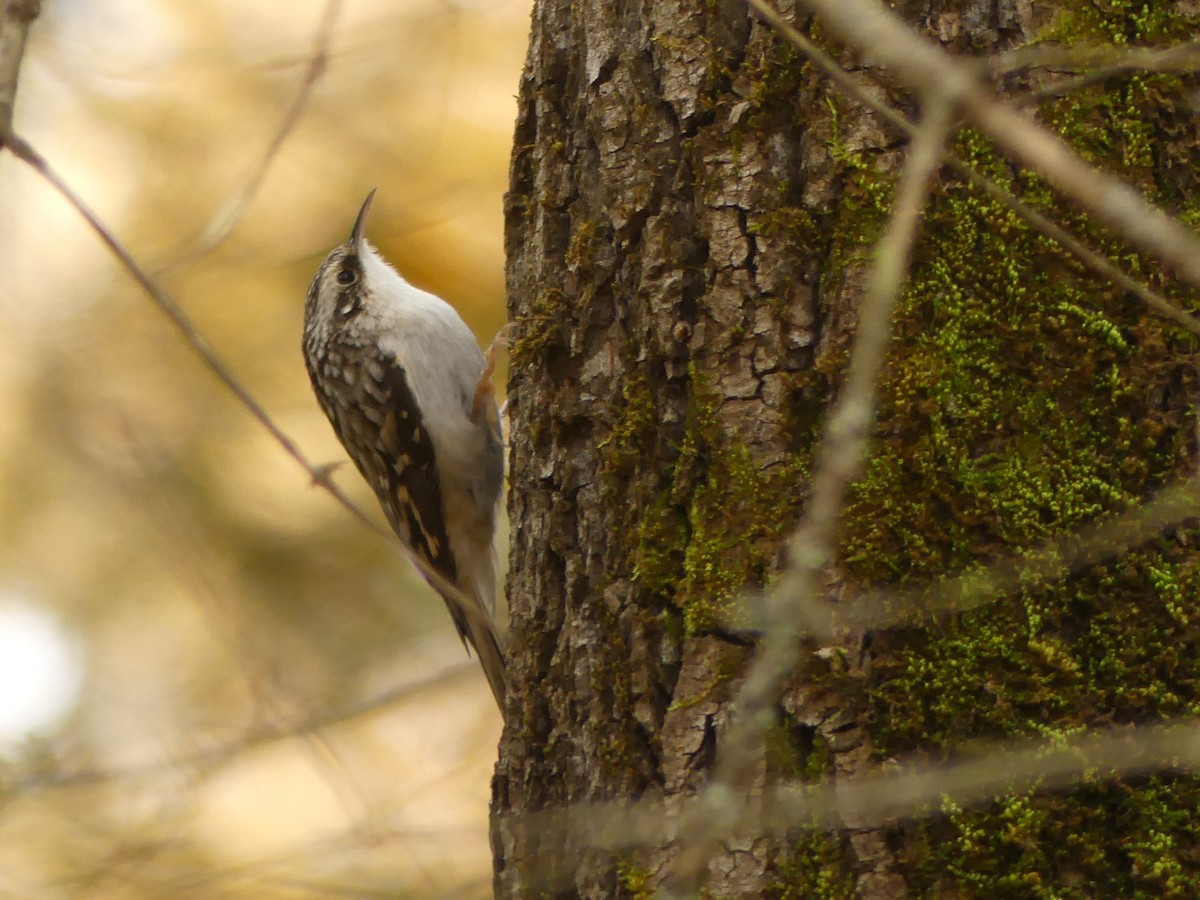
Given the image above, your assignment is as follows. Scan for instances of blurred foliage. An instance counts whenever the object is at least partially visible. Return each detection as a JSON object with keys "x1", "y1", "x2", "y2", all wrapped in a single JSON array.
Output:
[{"x1": 0, "y1": 0, "x2": 526, "y2": 895}]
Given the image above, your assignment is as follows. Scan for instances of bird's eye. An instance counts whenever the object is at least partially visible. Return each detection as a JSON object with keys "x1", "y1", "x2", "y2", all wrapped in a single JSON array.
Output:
[{"x1": 336, "y1": 268, "x2": 357, "y2": 286}]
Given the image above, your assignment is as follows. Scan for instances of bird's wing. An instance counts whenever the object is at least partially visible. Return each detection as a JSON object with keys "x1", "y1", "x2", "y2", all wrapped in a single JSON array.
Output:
[{"x1": 372, "y1": 359, "x2": 459, "y2": 586}]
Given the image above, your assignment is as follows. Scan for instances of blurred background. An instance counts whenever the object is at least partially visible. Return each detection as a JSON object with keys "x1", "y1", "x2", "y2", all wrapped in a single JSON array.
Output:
[{"x1": 0, "y1": 0, "x2": 527, "y2": 895}]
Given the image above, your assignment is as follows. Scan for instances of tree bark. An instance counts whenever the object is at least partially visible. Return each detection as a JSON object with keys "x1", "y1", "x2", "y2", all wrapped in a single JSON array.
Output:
[{"x1": 494, "y1": 0, "x2": 1200, "y2": 896}]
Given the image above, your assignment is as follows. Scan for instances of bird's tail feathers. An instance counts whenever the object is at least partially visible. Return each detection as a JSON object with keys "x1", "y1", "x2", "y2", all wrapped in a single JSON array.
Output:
[
  {"x1": 462, "y1": 607, "x2": 507, "y2": 710},
  {"x1": 402, "y1": 547, "x2": 507, "y2": 711},
  {"x1": 439, "y1": 578, "x2": 504, "y2": 710}
]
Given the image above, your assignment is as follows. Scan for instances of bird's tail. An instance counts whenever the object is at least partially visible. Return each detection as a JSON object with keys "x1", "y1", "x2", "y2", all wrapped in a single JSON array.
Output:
[
  {"x1": 462, "y1": 607, "x2": 507, "y2": 710},
  {"x1": 457, "y1": 545, "x2": 506, "y2": 710},
  {"x1": 408, "y1": 546, "x2": 507, "y2": 711},
  {"x1": 434, "y1": 572, "x2": 507, "y2": 711}
]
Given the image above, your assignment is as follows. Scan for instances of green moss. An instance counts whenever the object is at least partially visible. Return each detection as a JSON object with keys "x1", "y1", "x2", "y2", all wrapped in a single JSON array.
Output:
[
  {"x1": 631, "y1": 489, "x2": 690, "y2": 596},
  {"x1": 599, "y1": 369, "x2": 661, "y2": 486},
  {"x1": 867, "y1": 546, "x2": 1200, "y2": 753},
  {"x1": 698, "y1": 19, "x2": 809, "y2": 140},
  {"x1": 632, "y1": 368, "x2": 808, "y2": 633},
  {"x1": 766, "y1": 715, "x2": 836, "y2": 782},
  {"x1": 653, "y1": 0, "x2": 1200, "y2": 893},
  {"x1": 1044, "y1": 0, "x2": 1198, "y2": 45},
  {"x1": 766, "y1": 831, "x2": 858, "y2": 900},
  {"x1": 902, "y1": 780, "x2": 1200, "y2": 897},
  {"x1": 599, "y1": 355, "x2": 812, "y2": 640},
  {"x1": 765, "y1": 721, "x2": 859, "y2": 898},
  {"x1": 734, "y1": 38, "x2": 805, "y2": 121},
  {"x1": 790, "y1": 1, "x2": 1200, "y2": 892},
  {"x1": 666, "y1": 645, "x2": 746, "y2": 713},
  {"x1": 841, "y1": 31, "x2": 1200, "y2": 744},
  {"x1": 750, "y1": 205, "x2": 818, "y2": 237},
  {"x1": 508, "y1": 286, "x2": 569, "y2": 370},
  {"x1": 617, "y1": 858, "x2": 656, "y2": 900},
  {"x1": 566, "y1": 219, "x2": 603, "y2": 270}
]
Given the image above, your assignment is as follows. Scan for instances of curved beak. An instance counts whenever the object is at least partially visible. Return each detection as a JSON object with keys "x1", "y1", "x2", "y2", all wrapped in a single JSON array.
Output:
[{"x1": 349, "y1": 188, "x2": 377, "y2": 254}]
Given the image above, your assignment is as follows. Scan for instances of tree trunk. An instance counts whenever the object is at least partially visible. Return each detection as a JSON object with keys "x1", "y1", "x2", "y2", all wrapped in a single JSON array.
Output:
[{"x1": 493, "y1": 0, "x2": 1200, "y2": 896}]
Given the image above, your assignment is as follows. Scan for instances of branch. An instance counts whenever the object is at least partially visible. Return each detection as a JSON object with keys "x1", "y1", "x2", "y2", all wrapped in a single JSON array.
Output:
[
  {"x1": 0, "y1": 0, "x2": 41, "y2": 140},
  {"x1": 1003, "y1": 39, "x2": 1200, "y2": 103},
  {"x1": 830, "y1": 471, "x2": 1200, "y2": 634},
  {"x1": 795, "y1": 0, "x2": 1200, "y2": 291},
  {"x1": 12, "y1": 656, "x2": 481, "y2": 797},
  {"x1": 512, "y1": 718, "x2": 1200, "y2": 890},
  {"x1": 746, "y1": 0, "x2": 1200, "y2": 337},
  {"x1": 1, "y1": 130, "x2": 387, "y2": 540},
  {"x1": 995, "y1": 36, "x2": 1200, "y2": 78},
  {"x1": 740, "y1": 0, "x2": 1200, "y2": 633}
]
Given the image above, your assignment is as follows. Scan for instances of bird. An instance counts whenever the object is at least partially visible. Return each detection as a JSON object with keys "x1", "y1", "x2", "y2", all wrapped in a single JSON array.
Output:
[{"x1": 302, "y1": 189, "x2": 507, "y2": 710}]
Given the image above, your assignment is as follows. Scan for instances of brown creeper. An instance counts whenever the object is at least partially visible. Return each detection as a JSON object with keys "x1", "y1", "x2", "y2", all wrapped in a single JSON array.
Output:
[{"x1": 303, "y1": 191, "x2": 507, "y2": 709}]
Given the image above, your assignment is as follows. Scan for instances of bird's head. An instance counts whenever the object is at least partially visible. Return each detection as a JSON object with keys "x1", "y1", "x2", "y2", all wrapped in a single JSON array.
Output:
[{"x1": 303, "y1": 189, "x2": 386, "y2": 338}]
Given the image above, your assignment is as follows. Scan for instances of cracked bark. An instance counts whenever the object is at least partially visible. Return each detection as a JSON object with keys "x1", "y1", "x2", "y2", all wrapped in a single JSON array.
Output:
[{"x1": 493, "y1": 0, "x2": 1035, "y2": 896}]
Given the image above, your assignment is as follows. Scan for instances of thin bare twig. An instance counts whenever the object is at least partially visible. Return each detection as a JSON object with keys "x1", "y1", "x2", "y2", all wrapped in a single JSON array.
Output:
[
  {"x1": 1, "y1": 129, "x2": 386, "y2": 538},
  {"x1": 746, "y1": 0, "x2": 1200, "y2": 337},
  {"x1": 511, "y1": 718, "x2": 1200, "y2": 885},
  {"x1": 0, "y1": 0, "x2": 41, "y2": 138},
  {"x1": 831, "y1": 471, "x2": 1200, "y2": 634},
  {"x1": 994, "y1": 38, "x2": 1200, "y2": 78},
  {"x1": 105, "y1": 422, "x2": 399, "y2": 843},
  {"x1": 796, "y1": 0, "x2": 1200, "y2": 291},
  {"x1": 726, "y1": 470, "x2": 1200, "y2": 639},
  {"x1": 9, "y1": 655, "x2": 480, "y2": 797},
  {"x1": 159, "y1": 0, "x2": 345, "y2": 270},
  {"x1": 777, "y1": 718, "x2": 1200, "y2": 831},
  {"x1": 1000, "y1": 40, "x2": 1200, "y2": 104},
  {"x1": 663, "y1": 97, "x2": 955, "y2": 897},
  {"x1": 723, "y1": 473, "x2": 1200, "y2": 642}
]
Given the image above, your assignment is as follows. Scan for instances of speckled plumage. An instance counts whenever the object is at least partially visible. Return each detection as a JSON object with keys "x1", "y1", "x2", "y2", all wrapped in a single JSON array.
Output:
[{"x1": 303, "y1": 191, "x2": 506, "y2": 709}]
